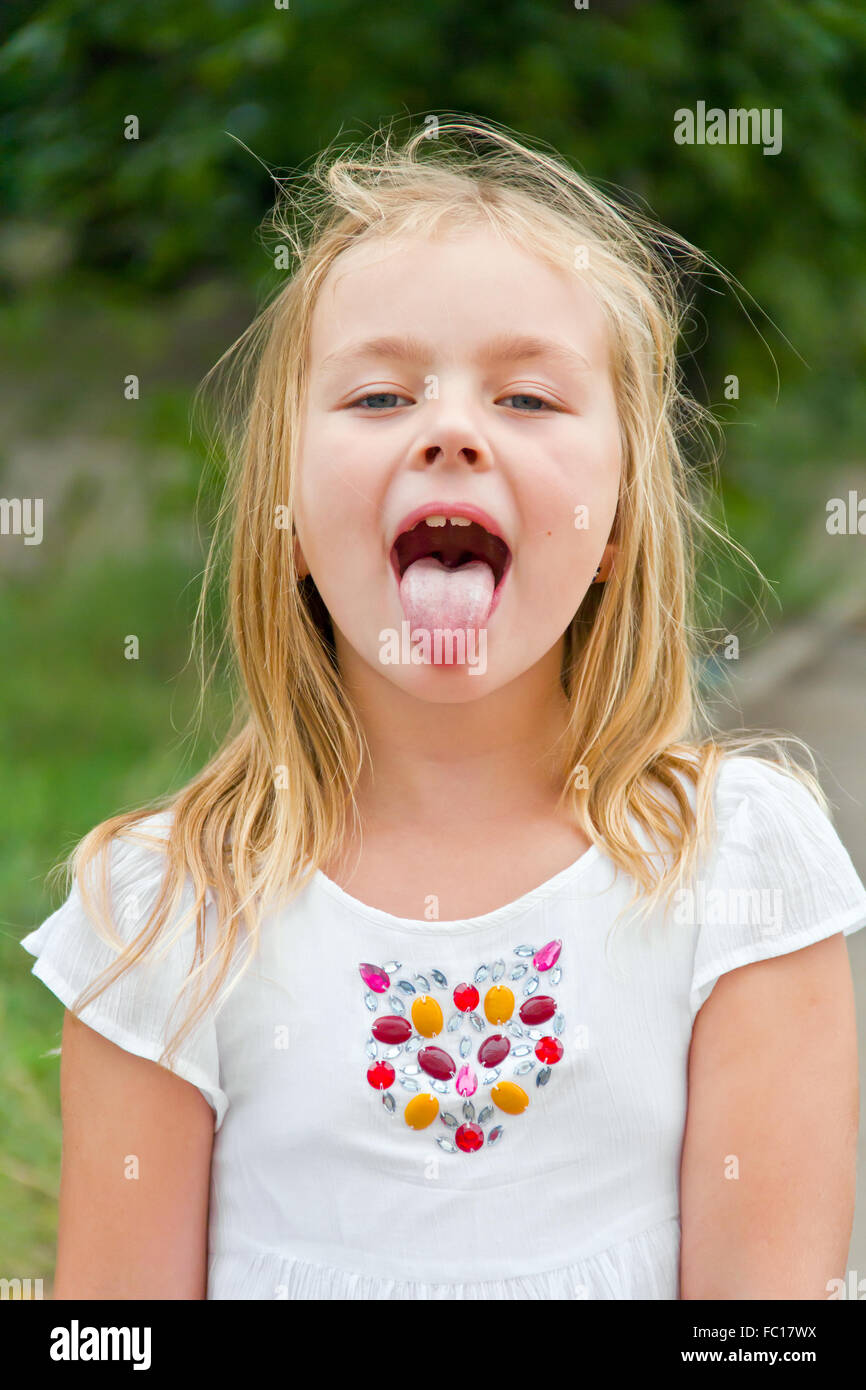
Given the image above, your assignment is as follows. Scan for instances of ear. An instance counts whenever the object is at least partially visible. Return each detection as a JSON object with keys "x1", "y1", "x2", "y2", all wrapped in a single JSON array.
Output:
[
  {"x1": 593, "y1": 542, "x2": 617, "y2": 584},
  {"x1": 293, "y1": 530, "x2": 310, "y2": 580}
]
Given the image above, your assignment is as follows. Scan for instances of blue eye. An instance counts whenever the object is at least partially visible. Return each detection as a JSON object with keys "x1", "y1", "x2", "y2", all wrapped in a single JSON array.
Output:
[
  {"x1": 352, "y1": 392, "x2": 411, "y2": 409},
  {"x1": 500, "y1": 393, "x2": 554, "y2": 411}
]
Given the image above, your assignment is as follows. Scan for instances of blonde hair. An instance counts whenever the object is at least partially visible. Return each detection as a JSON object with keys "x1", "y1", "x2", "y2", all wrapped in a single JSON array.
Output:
[{"x1": 49, "y1": 113, "x2": 827, "y2": 1069}]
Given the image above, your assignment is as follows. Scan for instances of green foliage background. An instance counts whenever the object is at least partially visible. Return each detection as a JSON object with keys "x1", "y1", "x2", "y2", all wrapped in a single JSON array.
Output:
[{"x1": 1, "y1": 0, "x2": 865, "y2": 1283}]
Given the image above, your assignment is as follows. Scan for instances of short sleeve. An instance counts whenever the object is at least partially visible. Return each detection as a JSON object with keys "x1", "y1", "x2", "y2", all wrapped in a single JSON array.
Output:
[
  {"x1": 19, "y1": 813, "x2": 228, "y2": 1129},
  {"x1": 689, "y1": 755, "x2": 866, "y2": 1016}
]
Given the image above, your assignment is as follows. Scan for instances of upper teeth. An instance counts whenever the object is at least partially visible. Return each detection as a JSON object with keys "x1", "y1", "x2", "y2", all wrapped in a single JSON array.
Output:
[{"x1": 413, "y1": 514, "x2": 472, "y2": 529}]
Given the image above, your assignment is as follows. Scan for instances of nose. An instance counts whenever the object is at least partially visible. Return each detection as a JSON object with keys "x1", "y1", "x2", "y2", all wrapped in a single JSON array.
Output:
[
  {"x1": 422, "y1": 442, "x2": 480, "y2": 467},
  {"x1": 412, "y1": 383, "x2": 494, "y2": 471}
]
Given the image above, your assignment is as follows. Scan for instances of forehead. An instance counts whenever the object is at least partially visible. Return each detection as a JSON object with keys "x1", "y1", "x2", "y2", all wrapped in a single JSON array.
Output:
[{"x1": 307, "y1": 228, "x2": 611, "y2": 374}]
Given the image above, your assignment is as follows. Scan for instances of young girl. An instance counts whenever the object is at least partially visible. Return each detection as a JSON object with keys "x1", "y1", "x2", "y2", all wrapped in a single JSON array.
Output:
[{"x1": 21, "y1": 116, "x2": 866, "y2": 1301}]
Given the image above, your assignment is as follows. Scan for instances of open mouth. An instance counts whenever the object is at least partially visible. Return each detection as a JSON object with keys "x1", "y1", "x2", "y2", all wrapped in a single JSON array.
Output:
[
  {"x1": 390, "y1": 513, "x2": 512, "y2": 634},
  {"x1": 391, "y1": 516, "x2": 511, "y2": 590}
]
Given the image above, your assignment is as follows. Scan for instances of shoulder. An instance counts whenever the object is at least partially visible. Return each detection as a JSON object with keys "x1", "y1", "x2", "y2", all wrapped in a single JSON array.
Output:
[
  {"x1": 79, "y1": 807, "x2": 219, "y2": 910},
  {"x1": 685, "y1": 749, "x2": 866, "y2": 1016},
  {"x1": 704, "y1": 751, "x2": 842, "y2": 869}
]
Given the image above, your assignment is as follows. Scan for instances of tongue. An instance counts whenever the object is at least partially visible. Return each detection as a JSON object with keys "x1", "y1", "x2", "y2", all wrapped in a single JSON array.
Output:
[{"x1": 399, "y1": 556, "x2": 495, "y2": 632}]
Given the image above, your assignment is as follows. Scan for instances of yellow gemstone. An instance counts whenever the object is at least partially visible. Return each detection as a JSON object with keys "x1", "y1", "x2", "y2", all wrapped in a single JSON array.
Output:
[
  {"x1": 404, "y1": 1093, "x2": 439, "y2": 1130},
  {"x1": 491, "y1": 1081, "x2": 529, "y2": 1115},
  {"x1": 484, "y1": 985, "x2": 514, "y2": 1025},
  {"x1": 412, "y1": 994, "x2": 444, "y2": 1038}
]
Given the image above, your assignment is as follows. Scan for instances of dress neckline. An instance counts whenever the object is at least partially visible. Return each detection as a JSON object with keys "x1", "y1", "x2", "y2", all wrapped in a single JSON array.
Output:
[{"x1": 313, "y1": 841, "x2": 602, "y2": 935}]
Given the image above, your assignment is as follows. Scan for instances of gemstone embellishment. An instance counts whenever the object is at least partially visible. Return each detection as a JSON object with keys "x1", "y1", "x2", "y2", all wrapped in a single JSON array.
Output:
[{"x1": 358, "y1": 946, "x2": 566, "y2": 1154}]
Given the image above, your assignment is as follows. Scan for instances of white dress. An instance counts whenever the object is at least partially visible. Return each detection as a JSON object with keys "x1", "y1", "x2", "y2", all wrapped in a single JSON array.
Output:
[{"x1": 20, "y1": 753, "x2": 866, "y2": 1299}]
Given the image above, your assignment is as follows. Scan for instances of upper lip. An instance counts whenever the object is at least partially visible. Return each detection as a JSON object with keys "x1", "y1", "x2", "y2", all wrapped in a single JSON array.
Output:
[
  {"x1": 390, "y1": 501, "x2": 508, "y2": 551},
  {"x1": 389, "y1": 501, "x2": 512, "y2": 589}
]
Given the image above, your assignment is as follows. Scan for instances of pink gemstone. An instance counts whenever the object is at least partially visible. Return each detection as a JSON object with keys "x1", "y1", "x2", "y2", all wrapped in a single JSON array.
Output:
[
  {"x1": 519, "y1": 995, "x2": 556, "y2": 1026},
  {"x1": 371, "y1": 1015, "x2": 413, "y2": 1044},
  {"x1": 456, "y1": 1064, "x2": 478, "y2": 1097},
  {"x1": 453, "y1": 983, "x2": 479, "y2": 1012},
  {"x1": 533, "y1": 938, "x2": 562, "y2": 972},
  {"x1": 418, "y1": 1046, "x2": 456, "y2": 1081},
  {"x1": 366, "y1": 1061, "x2": 395, "y2": 1090},
  {"x1": 535, "y1": 1035, "x2": 564, "y2": 1064},
  {"x1": 359, "y1": 962, "x2": 390, "y2": 993},
  {"x1": 454, "y1": 1122, "x2": 484, "y2": 1153},
  {"x1": 477, "y1": 1034, "x2": 510, "y2": 1068}
]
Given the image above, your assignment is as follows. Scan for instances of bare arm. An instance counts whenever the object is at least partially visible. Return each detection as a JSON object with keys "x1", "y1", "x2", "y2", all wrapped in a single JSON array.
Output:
[
  {"x1": 53, "y1": 1009, "x2": 215, "y2": 1299},
  {"x1": 680, "y1": 932, "x2": 859, "y2": 1299}
]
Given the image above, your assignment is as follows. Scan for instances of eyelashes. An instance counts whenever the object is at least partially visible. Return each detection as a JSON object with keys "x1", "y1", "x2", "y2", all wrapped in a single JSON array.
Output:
[
  {"x1": 351, "y1": 392, "x2": 413, "y2": 410},
  {"x1": 349, "y1": 392, "x2": 559, "y2": 412}
]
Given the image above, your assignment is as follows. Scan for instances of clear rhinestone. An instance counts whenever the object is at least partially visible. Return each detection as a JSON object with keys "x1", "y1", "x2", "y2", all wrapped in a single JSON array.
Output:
[
  {"x1": 401, "y1": 1064, "x2": 420, "y2": 1076},
  {"x1": 400, "y1": 1078, "x2": 419, "y2": 1092},
  {"x1": 397, "y1": 979, "x2": 416, "y2": 995},
  {"x1": 536, "y1": 1066, "x2": 551, "y2": 1087},
  {"x1": 512, "y1": 1044, "x2": 532, "y2": 1057},
  {"x1": 513, "y1": 945, "x2": 535, "y2": 957},
  {"x1": 462, "y1": 1100, "x2": 476, "y2": 1122},
  {"x1": 510, "y1": 964, "x2": 528, "y2": 980},
  {"x1": 488, "y1": 1125, "x2": 504, "y2": 1144},
  {"x1": 550, "y1": 966, "x2": 562, "y2": 985},
  {"x1": 491, "y1": 959, "x2": 506, "y2": 981},
  {"x1": 382, "y1": 1092, "x2": 396, "y2": 1114},
  {"x1": 527, "y1": 1029, "x2": 544, "y2": 1041},
  {"x1": 477, "y1": 1105, "x2": 494, "y2": 1124},
  {"x1": 523, "y1": 976, "x2": 540, "y2": 996},
  {"x1": 459, "y1": 1037, "x2": 472, "y2": 1058},
  {"x1": 383, "y1": 960, "x2": 401, "y2": 974},
  {"x1": 414, "y1": 973, "x2": 430, "y2": 992},
  {"x1": 553, "y1": 1012, "x2": 565, "y2": 1036},
  {"x1": 447, "y1": 1013, "x2": 462, "y2": 1033},
  {"x1": 514, "y1": 1060, "x2": 535, "y2": 1075},
  {"x1": 474, "y1": 964, "x2": 489, "y2": 984},
  {"x1": 388, "y1": 994, "x2": 406, "y2": 1015},
  {"x1": 440, "y1": 1112, "x2": 458, "y2": 1129},
  {"x1": 431, "y1": 1080, "x2": 450, "y2": 1094},
  {"x1": 383, "y1": 1044, "x2": 402, "y2": 1059},
  {"x1": 430, "y1": 969, "x2": 448, "y2": 988},
  {"x1": 469, "y1": 1012, "x2": 485, "y2": 1033},
  {"x1": 481, "y1": 1068, "x2": 501, "y2": 1085},
  {"x1": 404, "y1": 1036, "x2": 421, "y2": 1054},
  {"x1": 364, "y1": 992, "x2": 378, "y2": 1012},
  {"x1": 436, "y1": 1138, "x2": 457, "y2": 1153},
  {"x1": 365, "y1": 1039, "x2": 378, "y2": 1060},
  {"x1": 507, "y1": 1020, "x2": 525, "y2": 1038}
]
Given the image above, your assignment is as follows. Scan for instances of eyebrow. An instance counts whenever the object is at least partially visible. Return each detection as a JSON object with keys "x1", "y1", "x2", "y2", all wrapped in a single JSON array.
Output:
[{"x1": 318, "y1": 332, "x2": 595, "y2": 376}]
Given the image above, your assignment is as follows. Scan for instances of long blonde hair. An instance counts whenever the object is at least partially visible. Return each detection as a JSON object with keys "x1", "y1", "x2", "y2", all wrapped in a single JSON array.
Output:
[{"x1": 48, "y1": 114, "x2": 827, "y2": 1068}]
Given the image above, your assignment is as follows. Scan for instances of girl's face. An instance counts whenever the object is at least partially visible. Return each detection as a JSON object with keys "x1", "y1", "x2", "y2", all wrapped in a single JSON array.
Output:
[{"x1": 295, "y1": 226, "x2": 622, "y2": 700}]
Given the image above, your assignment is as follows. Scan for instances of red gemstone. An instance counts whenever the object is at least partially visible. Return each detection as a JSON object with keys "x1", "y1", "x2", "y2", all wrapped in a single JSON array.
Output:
[
  {"x1": 477, "y1": 1034, "x2": 510, "y2": 1068},
  {"x1": 359, "y1": 962, "x2": 390, "y2": 993},
  {"x1": 366, "y1": 1060, "x2": 395, "y2": 1090},
  {"x1": 519, "y1": 995, "x2": 556, "y2": 1025},
  {"x1": 535, "y1": 1035, "x2": 564, "y2": 1064},
  {"x1": 371, "y1": 1015, "x2": 413, "y2": 1044},
  {"x1": 533, "y1": 938, "x2": 562, "y2": 972},
  {"x1": 453, "y1": 983, "x2": 480, "y2": 1012},
  {"x1": 418, "y1": 1046, "x2": 456, "y2": 1081},
  {"x1": 454, "y1": 1122, "x2": 484, "y2": 1153}
]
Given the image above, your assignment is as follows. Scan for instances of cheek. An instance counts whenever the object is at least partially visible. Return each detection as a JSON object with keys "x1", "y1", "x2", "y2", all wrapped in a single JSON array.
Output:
[{"x1": 295, "y1": 427, "x2": 380, "y2": 568}]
